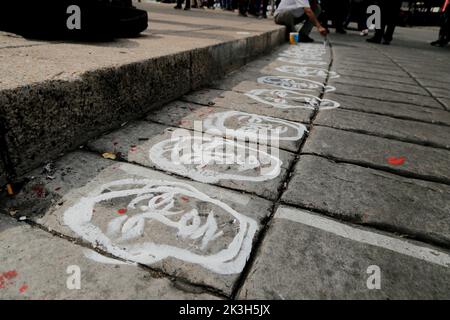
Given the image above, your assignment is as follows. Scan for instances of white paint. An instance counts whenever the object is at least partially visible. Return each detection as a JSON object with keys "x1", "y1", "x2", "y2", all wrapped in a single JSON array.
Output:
[
  {"x1": 277, "y1": 56, "x2": 328, "y2": 66},
  {"x1": 279, "y1": 51, "x2": 325, "y2": 61},
  {"x1": 245, "y1": 89, "x2": 340, "y2": 110},
  {"x1": 203, "y1": 110, "x2": 308, "y2": 142},
  {"x1": 276, "y1": 207, "x2": 450, "y2": 268},
  {"x1": 64, "y1": 175, "x2": 258, "y2": 274},
  {"x1": 257, "y1": 76, "x2": 335, "y2": 93},
  {"x1": 149, "y1": 135, "x2": 282, "y2": 184},
  {"x1": 276, "y1": 65, "x2": 340, "y2": 79}
]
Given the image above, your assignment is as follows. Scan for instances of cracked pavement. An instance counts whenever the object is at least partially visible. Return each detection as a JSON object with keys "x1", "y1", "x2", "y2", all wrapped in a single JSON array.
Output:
[{"x1": 1, "y1": 25, "x2": 450, "y2": 300}]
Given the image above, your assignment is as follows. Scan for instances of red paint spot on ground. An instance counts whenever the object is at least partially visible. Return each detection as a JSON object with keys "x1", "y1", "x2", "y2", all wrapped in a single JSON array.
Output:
[
  {"x1": 0, "y1": 270, "x2": 18, "y2": 289},
  {"x1": 180, "y1": 196, "x2": 189, "y2": 202},
  {"x1": 387, "y1": 156, "x2": 406, "y2": 166},
  {"x1": 31, "y1": 185, "x2": 46, "y2": 198},
  {"x1": 117, "y1": 208, "x2": 127, "y2": 215},
  {"x1": 19, "y1": 284, "x2": 28, "y2": 293}
]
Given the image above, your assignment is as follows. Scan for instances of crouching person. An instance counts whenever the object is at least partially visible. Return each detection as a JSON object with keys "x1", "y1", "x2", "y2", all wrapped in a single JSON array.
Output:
[{"x1": 274, "y1": 0, "x2": 328, "y2": 42}]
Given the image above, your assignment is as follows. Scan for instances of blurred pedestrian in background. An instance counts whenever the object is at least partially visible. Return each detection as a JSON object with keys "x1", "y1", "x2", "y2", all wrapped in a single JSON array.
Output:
[
  {"x1": 174, "y1": 0, "x2": 191, "y2": 10},
  {"x1": 367, "y1": 0, "x2": 402, "y2": 45},
  {"x1": 274, "y1": 0, "x2": 327, "y2": 42},
  {"x1": 346, "y1": 0, "x2": 369, "y2": 36},
  {"x1": 431, "y1": 0, "x2": 449, "y2": 47},
  {"x1": 320, "y1": 0, "x2": 349, "y2": 34}
]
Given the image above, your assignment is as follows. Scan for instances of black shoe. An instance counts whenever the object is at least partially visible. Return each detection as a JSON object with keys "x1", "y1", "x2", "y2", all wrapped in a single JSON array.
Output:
[
  {"x1": 367, "y1": 37, "x2": 382, "y2": 44},
  {"x1": 174, "y1": 5, "x2": 182, "y2": 9},
  {"x1": 298, "y1": 34, "x2": 315, "y2": 43},
  {"x1": 184, "y1": 7, "x2": 191, "y2": 10},
  {"x1": 336, "y1": 28, "x2": 347, "y2": 34},
  {"x1": 382, "y1": 40, "x2": 391, "y2": 45},
  {"x1": 431, "y1": 40, "x2": 447, "y2": 47},
  {"x1": 239, "y1": 12, "x2": 248, "y2": 17}
]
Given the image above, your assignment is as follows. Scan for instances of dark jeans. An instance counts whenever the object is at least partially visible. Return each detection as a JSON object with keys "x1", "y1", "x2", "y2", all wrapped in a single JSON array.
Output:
[
  {"x1": 176, "y1": 0, "x2": 190, "y2": 8},
  {"x1": 438, "y1": 6, "x2": 450, "y2": 43},
  {"x1": 320, "y1": 0, "x2": 349, "y2": 30},
  {"x1": 374, "y1": 0, "x2": 402, "y2": 42}
]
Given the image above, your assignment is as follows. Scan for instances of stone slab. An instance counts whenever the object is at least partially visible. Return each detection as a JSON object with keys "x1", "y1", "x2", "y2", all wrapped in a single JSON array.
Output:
[
  {"x1": 323, "y1": 93, "x2": 450, "y2": 126},
  {"x1": 329, "y1": 76, "x2": 429, "y2": 96},
  {"x1": 182, "y1": 89, "x2": 315, "y2": 124},
  {"x1": 333, "y1": 68, "x2": 418, "y2": 85},
  {"x1": 239, "y1": 206, "x2": 450, "y2": 299},
  {"x1": 146, "y1": 101, "x2": 306, "y2": 152},
  {"x1": 0, "y1": 2, "x2": 286, "y2": 179},
  {"x1": 87, "y1": 121, "x2": 294, "y2": 200},
  {"x1": 302, "y1": 126, "x2": 450, "y2": 184},
  {"x1": 332, "y1": 83, "x2": 442, "y2": 109},
  {"x1": 1, "y1": 151, "x2": 273, "y2": 296},
  {"x1": 0, "y1": 214, "x2": 219, "y2": 300},
  {"x1": 314, "y1": 108, "x2": 450, "y2": 150},
  {"x1": 281, "y1": 155, "x2": 450, "y2": 246}
]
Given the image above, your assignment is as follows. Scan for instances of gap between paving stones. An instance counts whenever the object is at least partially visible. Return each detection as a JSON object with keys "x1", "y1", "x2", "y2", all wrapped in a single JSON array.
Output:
[
  {"x1": 367, "y1": 44, "x2": 448, "y2": 111},
  {"x1": 7, "y1": 213, "x2": 229, "y2": 299},
  {"x1": 231, "y1": 40, "x2": 336, "y2": 298},
  {"x1": 302, "y1": 150, "x2": 450, "y2": 187}
]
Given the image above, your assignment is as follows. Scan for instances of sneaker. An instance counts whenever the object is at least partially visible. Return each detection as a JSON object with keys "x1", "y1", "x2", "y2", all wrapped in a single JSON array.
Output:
[
  {"x1": 298, "y1": 34, "x2": 315, "y2": 43},
  {"x1": 360, "y1": 29, "x2": 369, "y2": 36}
]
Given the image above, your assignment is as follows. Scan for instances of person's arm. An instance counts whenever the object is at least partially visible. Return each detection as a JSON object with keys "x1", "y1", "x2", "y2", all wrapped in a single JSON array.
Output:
[{"x1": 304, "y1": 7, "x2": 328, "y2": 36}]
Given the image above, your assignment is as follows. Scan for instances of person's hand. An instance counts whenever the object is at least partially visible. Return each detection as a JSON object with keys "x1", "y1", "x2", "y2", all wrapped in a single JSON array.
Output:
[{"x1": 319, "y1": 26, "x2": 328, "y2": 36}]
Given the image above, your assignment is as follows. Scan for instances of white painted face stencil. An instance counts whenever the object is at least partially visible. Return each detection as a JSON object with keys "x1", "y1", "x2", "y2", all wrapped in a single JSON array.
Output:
[
  {"x1": 203, "y1": 110, "x2": 308, "y2": 142},
  {"x1": 245, "y1": 89, "x2": 341, "y2": 110},
  {"x1": 278, "y1": 51, "x2": 325, "y2": 60},
  {"x1": 149, "y1": 135, "x2": 282, "y2": 184},
  {"x1": 257, "y1": 76, "x2": 335, "y2": 93},
  {"x1": 277, "y1": 56, "x2": 328, "y2": 66},
  {"x1": 64, "y1": 176, "x2": 258, "y2": 274},
  {"x1": 276, "y1": 65, "x2": 340, "y2": 79}
]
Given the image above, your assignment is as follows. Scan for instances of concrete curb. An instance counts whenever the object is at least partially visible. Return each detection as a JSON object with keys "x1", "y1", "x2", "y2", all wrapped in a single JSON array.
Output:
[{"x1": 0, "y1": 27, "x2": 286, "y2": 185}]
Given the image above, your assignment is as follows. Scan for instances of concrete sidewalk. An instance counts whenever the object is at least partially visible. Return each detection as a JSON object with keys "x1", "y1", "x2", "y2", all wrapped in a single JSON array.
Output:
[
  {"x1": 1, "y1": 19, "x2": 450, "y2": 299},
  {"x1": 0, "y1": 2, "x2": 285, "y2": 185}
]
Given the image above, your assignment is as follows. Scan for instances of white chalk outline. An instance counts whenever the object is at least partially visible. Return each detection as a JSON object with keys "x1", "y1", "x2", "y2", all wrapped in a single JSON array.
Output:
[
  {"x1": 64, "y1": 172, "x2": 258, "y2": 275},
  {"x1": 149, "y1": 135, "x2": 283, "y2": 184},
  {"x1": 276, "y1": 65, "x2": 340, "y2": 79},
  {"x1": 257, "y1": 75, "x2": 336, "y2": 93},
  {"x1": 245, "y1": 89, "x2": 340, "y2": 110},
  {"x1": 203, "y1": 110, "x2": 308, "y2": 142},
  {"x1": 277, "y1": 56, "x2": 328, "y2": 66},
  {"x1": 276, "y1": 207, "x2": 450, "y2": 268}
]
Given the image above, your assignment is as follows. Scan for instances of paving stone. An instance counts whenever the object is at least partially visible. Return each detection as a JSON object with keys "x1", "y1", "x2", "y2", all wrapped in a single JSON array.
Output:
[
  {"x1": 419, "y1": 78, "x2": 450, "y2": 91},
  {"x1": 323, "y1": 93, "x2": 450, "y2": 126},
  {"x1": 182, "y1": 89, "x2": 315, "y2": 124},
  {"x1": 329, "y1": 76, "x2": 429, "y2": 96},
  {"x1": 314, "y1": 108, "x2": 450, "y2": 149},
  {"x1": 332, "y1": 83, "x2": 443, "y2": 109},
  {"x1": 428, "y1": 87, "x2": 450, "y2": 99},
  {"x1": 334, "y1": 68, "x2": 417, "y2": 85},
  {"x1": 1, "y1": 151, "x2": 273, "y2": 296},
  {"x1": 87, "y1": 121, "x2": 294, "y2": 200},
  {"x1": 302, "y1": 126, "x2": 450, "y2": 184},
  {"x1": 239, "y1": 206, "x2": 450, "y2": 299},
  {"x1": 334, "y1": 64, "x2": 409, "y2": 77},
  {"x1": 281, "y1": 155, "x2": 450, "y2": 246},
  {"x1": 146, "y1": 101, "x2": 306, "y2": 152},
  {"x1": 0, "y1": 214, "x2": 218, "y2": 300}
]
